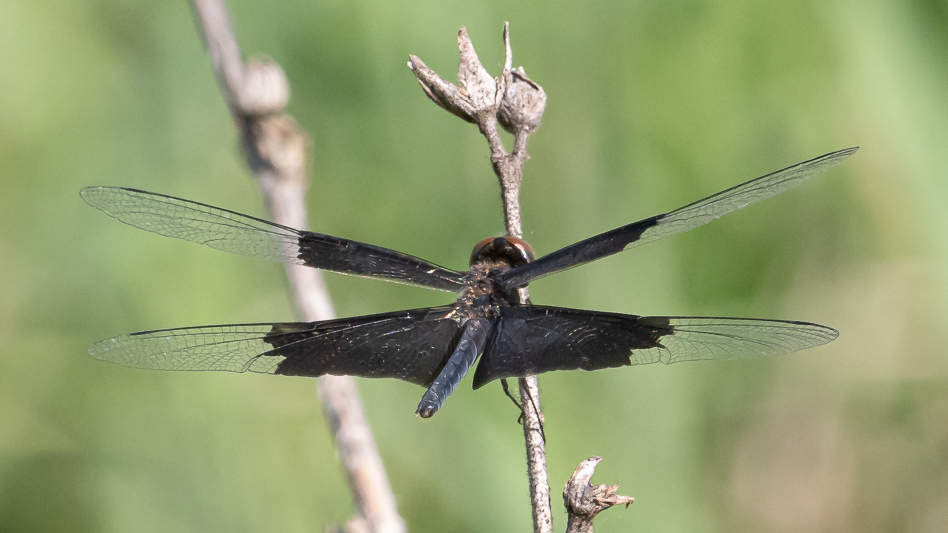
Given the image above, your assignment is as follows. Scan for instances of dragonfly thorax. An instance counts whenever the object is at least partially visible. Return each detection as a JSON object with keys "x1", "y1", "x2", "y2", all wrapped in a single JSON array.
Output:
[{"x1": 458, "y1": 237, "x2": 535, "y2": 320}]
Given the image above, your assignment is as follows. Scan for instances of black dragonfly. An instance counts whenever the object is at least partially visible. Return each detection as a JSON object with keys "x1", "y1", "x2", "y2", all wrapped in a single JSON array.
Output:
[{"x1": 83, "y1": 147, "x2": 855, "y2": 418}]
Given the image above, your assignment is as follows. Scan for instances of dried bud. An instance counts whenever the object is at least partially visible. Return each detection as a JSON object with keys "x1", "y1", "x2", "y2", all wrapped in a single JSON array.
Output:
[
  {"x1": 407, "y1": 55, "x2": 477, "y2": 123},
  {"x1": 409, "y1": 24, "x2": 546, "y2": 136},
  {"x1": 498, "y1": 66, "x2": 546, "y2": 133},
  {"x1": 408, "y1": 27, "x2": 501, "y2": 123},
  {"x1": 456, "y1": 27, "x2": 499, "y2": 113}
]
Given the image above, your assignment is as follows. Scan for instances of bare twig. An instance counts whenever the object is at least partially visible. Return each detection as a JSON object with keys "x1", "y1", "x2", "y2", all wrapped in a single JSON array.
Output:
[
  {"x1": 563, "y1": 457, "x2": 634, "y2": 533},
  {"x1": 409, "y1": 23, "x2": 552, "y2": 533},
  {"x1": 190, "y1": 2, "x2": 405, "y2": 532}
]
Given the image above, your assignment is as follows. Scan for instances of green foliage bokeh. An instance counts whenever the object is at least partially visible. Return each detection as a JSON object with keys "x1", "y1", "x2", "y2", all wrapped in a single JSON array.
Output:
[{"x1": 2, "y1": 0, "x2": 948, "y2": 531}]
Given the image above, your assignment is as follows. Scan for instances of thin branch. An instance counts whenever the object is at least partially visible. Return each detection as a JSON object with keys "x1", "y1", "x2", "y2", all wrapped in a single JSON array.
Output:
[
  {"x1": 518, "y1": 374, "x2": 552, "y2": 533},
  {"x1": 409, "y1": 23, "x2": 552, "y2": 533},
  {"x1": 563, "y1": 457, "x2": 634, "y2": 533},
  {"x1": 189, "y1": 2, "x2": 405, "y2": 532}
]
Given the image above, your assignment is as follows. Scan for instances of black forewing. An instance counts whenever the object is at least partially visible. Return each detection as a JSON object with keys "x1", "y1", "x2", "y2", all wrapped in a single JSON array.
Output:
[
  {"x1": 81, "y1": 187, "x2": 467, "y2": 292},
  {"x1": 89, "y1": 306, "x2": 463, "y2": 387},
  {"x1": 472, "y1": 306, "x2": 838, "y2": 388},
  {"x1": 497, "y1": 148, "x2": 858, "y2": 289}
]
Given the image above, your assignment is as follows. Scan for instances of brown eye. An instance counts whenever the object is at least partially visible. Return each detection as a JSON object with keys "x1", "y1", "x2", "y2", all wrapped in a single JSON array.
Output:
[
  {"x1": 469, "y1": 237, "x2": 501, "y2": 267},
  {"x1": 469, "y1": 237, "x2": 535, "y2": 267},
  {"x1": 506, "y1": 237, "x2": 535, "y2": 263},
  {"x1": 471, "y1": 237, "x2": 496, "y2": 258}
]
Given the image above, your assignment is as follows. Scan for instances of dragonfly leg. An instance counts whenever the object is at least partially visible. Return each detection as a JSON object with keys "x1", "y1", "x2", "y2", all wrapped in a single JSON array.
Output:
[
  {"x1": 500, "y1": 377, "x2": 546, "y2": 442},
  {"x1": 519, "y1": 377, "x2": 546, "y2": 443},
  {"x1": 500, "y1": 378, "x2": 525, "y2": 422}
]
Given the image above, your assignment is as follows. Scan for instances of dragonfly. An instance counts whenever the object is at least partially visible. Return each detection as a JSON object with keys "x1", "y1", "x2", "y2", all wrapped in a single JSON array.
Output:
[{"x1": 83, "y1": 147, "x2": 855, "y2": 418}]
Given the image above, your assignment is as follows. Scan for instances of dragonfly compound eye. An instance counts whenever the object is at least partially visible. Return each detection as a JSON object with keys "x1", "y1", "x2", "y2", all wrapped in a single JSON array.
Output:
[
  {"x1": 505, "y1": 237, "x2": 535, "y2": 264},
  {"x1": 469, "y1": 237, "x2": 535, "y2": 268}
]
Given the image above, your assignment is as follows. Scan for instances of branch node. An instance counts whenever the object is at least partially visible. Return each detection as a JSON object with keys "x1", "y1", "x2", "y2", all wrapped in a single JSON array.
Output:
[
  {"x1": 237, "y1": 56, "x2": 290, "y2": 115},
  {"x1": 242, "y1": 114, "x2": 308, "y2": 185}
]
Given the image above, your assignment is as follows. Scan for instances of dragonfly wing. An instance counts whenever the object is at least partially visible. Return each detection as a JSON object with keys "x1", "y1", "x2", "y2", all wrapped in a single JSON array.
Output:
[
  {"x1": 472, "y1": 305, "x2": 837, "y2": 388},
  {"x1": 498, "y1": 148, "x2": 857, "y2": 289},
  {"x1": 81, "y1": 187, "x2": 467, "y2": 291},
  {"x1": 90, "y1": 306, "x2": 464, "y2": 387}
]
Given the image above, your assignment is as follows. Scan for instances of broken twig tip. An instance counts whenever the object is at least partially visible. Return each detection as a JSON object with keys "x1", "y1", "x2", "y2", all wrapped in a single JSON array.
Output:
[{"x1": 564, "y1": 457, "x2": 634, "y2": 533}]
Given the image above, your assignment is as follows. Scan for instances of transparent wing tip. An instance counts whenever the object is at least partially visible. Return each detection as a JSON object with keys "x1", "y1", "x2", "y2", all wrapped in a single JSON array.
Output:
[
  {"x1": 825, "y1": 146, "x2": 859, "y2": 164},
  {"x1": 79, "y1": 186, "x2": 105, "y2": 207},
  {"x1": 809, "y1": 323, "x2": 840, "y2": 347},
  {"x1": 840, "y1": 146, "x2": 858, "y2": 156},
  {"x1": 88, "y1": 333, "x2": 163, "y2": 370},
  {"x1": 88, "y1": 336, "x2": 125, "y2": 363},
  {"x1": 79, "y1": 186, "x2": 128, "y2": 213}
]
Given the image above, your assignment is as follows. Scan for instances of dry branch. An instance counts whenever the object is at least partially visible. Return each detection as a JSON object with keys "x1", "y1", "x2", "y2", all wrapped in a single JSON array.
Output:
[
  {"x1": 190, "y1": 1, "x2": 405, "y2": 532},
  {"x1": 408, "y1": 23, "x2": 553, "y2": 533}
]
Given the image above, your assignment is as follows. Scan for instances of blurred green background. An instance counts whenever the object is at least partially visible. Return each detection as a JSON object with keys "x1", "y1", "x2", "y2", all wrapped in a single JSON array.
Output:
[{"x1": 2, "y1": 0, "x2": 947, "y2": 531}]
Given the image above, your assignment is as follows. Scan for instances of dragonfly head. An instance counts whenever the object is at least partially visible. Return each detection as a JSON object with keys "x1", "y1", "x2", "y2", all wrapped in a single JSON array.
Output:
[{"x1": 469, "y1": 237, "x2": 535, "y2": 269}]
